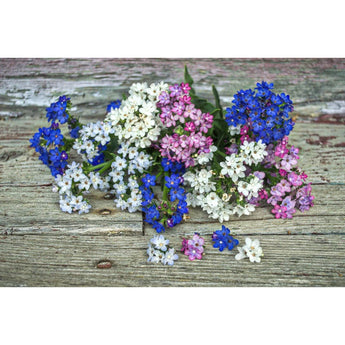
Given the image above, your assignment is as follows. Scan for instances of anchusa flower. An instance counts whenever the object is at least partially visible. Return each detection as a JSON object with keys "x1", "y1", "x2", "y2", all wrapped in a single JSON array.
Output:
[
  {"x1": 147, "y1": 234, "x2": 178, "y2": 266},
  {"x1": 181, "y1": 233, "x2": 205, "y2": 261},
  {"x1": 225, "y1": 81, "x2": 294, "y2": 145},
  {"x1": 212, "y1": 225, "x2": 239, "y2": 252},
  {"x1": 140, "y1": 159, "x2": 188, "y2": 233},
  {"x1": 29, "y1": 95, "x2": 82, "y2": 177}
]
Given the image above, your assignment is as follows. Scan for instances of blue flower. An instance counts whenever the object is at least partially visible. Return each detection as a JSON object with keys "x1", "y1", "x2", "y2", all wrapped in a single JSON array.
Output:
[
  {"x1": 169, "y1": 187, "x2": 185, "y2": 202},
  {"x1": 212, "y1": 225, "x2": 239, "y2": 252},
  {"x1": 70, "y1": 126, "x2": 80, "y2": 138},
  {"x1": 48, "y1": 128, "x2": 64, "y2": 146},
  {"x1": 142, "y1": 174, "x2": 156, "y2": 188},
  {"x1": 226, "y1": 82, "x2": 294, "y2": 144},
  {"x1": 153, "y1": 221, "x2": 165, "y2": 233},
  {"x1": 144, "y1": 205, "x2": 160, "y2": 224},
  {"x1": 49, "y1": 147, "x2": 61, "y2": 163},
  {"x1": 106, "y1": 100, "x2": 121, "y2": 113},
  {"x1": 89, "y1": 152, "x2": 105, "y2": 166},
  {"x1": 165, "y1": 174, "x2": 180, "y2": 189},
  {"x1": 177, "y1": 200, "x2": 188, "y2": 214},
  {"x1": 161, "y1": 158, "x2": 172, "y2": 171}
]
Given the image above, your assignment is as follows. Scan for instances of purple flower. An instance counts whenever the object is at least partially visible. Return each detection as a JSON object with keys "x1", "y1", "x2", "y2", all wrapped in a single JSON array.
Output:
[
  {"x1": 169, "y1": 83, "x2": 182, "y2": 97},
  {"x1": 270, "y1": 184, "x2": 285, "y2": 197},
  {"x1": 254, "y1": 171, "x2": 265, "y2": 180},
  {"x1": 172, "y1": 101, "x2": 185, "y2": 116},
  {"x1": 277, "y1": 179, "x2": 291, "y2": 193},
  {"x1": 288, "y1": 172, "x2": 303, "y2": 186},
  {"x1": 281, "y1": 196, "x2": 296, "y2": 218},
  {"x1": 158, "y1": 91, "x2": 170, "y2": 106},
  {"x1": 281, "y1": 155, "x2": 297, "y2": 171}
]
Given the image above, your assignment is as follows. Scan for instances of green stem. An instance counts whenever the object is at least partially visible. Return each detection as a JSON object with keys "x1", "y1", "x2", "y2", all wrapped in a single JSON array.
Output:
[
  {"x1": 85, "y1": 161, "x2": 112, "y2": 173},
  {"x1": 162, "y1": 171, "x2": 169, "y2": 201},
  {"x1": 162, "y1": 185, "x2": 169, "y2": 201},
  {"x1": 215, "y1": 150, "x2": 226, "y2": 158}
]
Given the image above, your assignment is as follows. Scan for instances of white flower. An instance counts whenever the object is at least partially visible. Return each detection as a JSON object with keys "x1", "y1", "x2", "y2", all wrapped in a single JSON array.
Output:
[
  {"x1": 89, "y1": 172, "x2": 103, "y2": 190},
  {"x1": 78, "y1": 178, "x2": 91, "y2": 191},
  {"x1": 162, "y1": 248, "x2": 179, "y2": 266},
  {"x1": 235, "y1": 246, "x2": 247, "y2": 261},
  {"x1": 59, "y1": 197, "x2": 73, "y2": 214},
  {"x1": 237, "y1": 181, "x2": 250, "y2": 196},
  {"x1": 128, "y1": 146, "x2": 138, "y2": 159},
  {"x1": 114, "y1": 198, "x2": 128, "y2": 210},
  {"x1": 147, "y1": 245, "x2": 155, "y2": 262},
  {"x1": 70, "y1": 168, "x2": 85, "y2": 182},
  {"x1": 206, "y1": 192, "x2": 221, "y2": 208},
  {"x1": 220, "y1": 155, "x2": 245, "y2": 182},
  {"x1": 235, "y1": 237, "x2": 263, "y2": 263},
  {"x1": 113, "y1": 182, "x2": 127, "y2": 195},
  {"x1": 78, "y1": 201, "x2": 92, "y2": 214},
  {"x1": 57, "y1": 176, "x2": 72, "y2": 194},
  {"x1": 70, "y1": 195, "x2": 84, "y2": 210},
  {"x1": 229, "y1": 125, "x2": 241, "y2": 135},
  {"x1": 150, "y1": 235, "x2": 169, "y2": 252},
  {"x1": 112, "y1": 156, "x2": 127, "y2": 171},
  {"x1": 109, "y1": 169, "x2": 124, "y2": 183}
]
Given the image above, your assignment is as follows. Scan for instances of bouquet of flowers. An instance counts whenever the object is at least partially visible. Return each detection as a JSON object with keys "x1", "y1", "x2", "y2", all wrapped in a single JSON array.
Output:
[{"x1": 30, "y1": 66, "x2": 314, "y2": 265}]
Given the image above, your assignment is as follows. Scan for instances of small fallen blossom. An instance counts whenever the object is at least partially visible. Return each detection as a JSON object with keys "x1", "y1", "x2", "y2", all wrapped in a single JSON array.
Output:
[
  {"x1": 235, "y1": 237, "x2": 263, "y2": 263},
  {"x1": 147, "y1": 234, "x2": 178, "y2": 266},
  {"x1": 181, "y1": 233, "x2": 205, "y2": 261},
  {"x1": 212, "y1": 225, "x2": 239, "y2": 252}
]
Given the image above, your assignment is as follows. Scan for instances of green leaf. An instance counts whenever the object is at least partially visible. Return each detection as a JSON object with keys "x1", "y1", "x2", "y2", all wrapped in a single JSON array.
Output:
[
  {"x1": 184, "y1": 65, "x2": 194, "y2": 87},
  {"x1": 212, "y1": 85, "x2": 223, "y2": 119}
]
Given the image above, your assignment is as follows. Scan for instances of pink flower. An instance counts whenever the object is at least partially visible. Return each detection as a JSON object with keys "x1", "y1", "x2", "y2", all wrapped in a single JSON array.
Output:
[
  {"x1": 240, "y1": 125, "x2": 249, "y2": 135},
  {"x1": 259, "y1": 189, "x2": 268, "y2": 199},
  {"x1": 184, "y1": 122, "x2": 196, "y2": 132},
  {"x1": 279, "y1": 169, "x2": 287, "y2": 177},
  {"x1": 271, "y1": 204, "x2": 288, "y2": 219},
  {"x1": 181, "y1": 82, "x2": 191, "y2": 94},
  {"x1": 172, "y1": 101, "x2": 185, "y2": 115},
  {"x1": 240, "y1": 134, "x2": 250, "y2": 144},
  {"x1": 275, "y1": 143, "x2": 289, "y2": 158}
]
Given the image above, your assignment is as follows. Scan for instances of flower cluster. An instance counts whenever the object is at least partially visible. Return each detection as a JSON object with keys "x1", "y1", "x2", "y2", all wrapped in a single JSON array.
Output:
[
  {"x1": 109, "y1": 145, "x2": 153, "y2": 213},
  {"x1": 106, "y1": 82, "x2": 168, "y2": 148},
  {"x1": 29, "y1": 96, "x2": 81, "y2": 177},
  {"x1": 147, "y1": 235, "x2": 179, "y2": 265},
  {"x1": 30, "y1": 69, "x2": 315, "y2": 268},
  {"x1": 140, "y1": 159, "x2": 188, "y2": 233},
  {"x1": 235, "y1": 238, "x2": 264, "y2": 263},
  {"x1": 53, "y1": 162, "x2": 110, "y2": 214},
  {"x1": 181, "y1": 233, "x2": 205, "y2": 260},
  {"x1": 184, "y1": 140, "x2": 267, "y2": 222},
  {"x1": 225, "y1": 81, "x2": 294, "y2": 144},
  {"x1": 157, "y1": 83, "x2": 214, "y2": 168},
  {"x1": 212, "y1": 226, "x2": 239, "y2": 252}
]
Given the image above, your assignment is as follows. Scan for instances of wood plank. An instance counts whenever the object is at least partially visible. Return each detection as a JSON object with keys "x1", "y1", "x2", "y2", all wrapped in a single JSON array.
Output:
[
  {"x1": 1, "y1": 58, "x2": 345, "y2": 122},
  {"x1": 0, "y1": 234, "x2": 343, "y2": 286}
]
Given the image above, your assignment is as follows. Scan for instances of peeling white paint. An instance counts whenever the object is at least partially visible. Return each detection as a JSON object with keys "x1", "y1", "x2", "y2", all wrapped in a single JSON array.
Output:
[{"x1": 321, "y1": 100, "x2": 345, "y2": 114}]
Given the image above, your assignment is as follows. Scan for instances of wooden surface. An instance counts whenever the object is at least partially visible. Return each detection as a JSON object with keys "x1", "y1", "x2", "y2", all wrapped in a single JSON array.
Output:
[{"x1": 0, "y1": 58, "x2": 344, "y2": 286}]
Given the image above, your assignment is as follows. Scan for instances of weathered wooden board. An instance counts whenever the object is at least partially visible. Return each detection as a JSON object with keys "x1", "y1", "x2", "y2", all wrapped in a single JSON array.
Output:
[
  {"x1": 0, "y1": 234, "x2": 344, "y2": 287},
  {"x1": 0, "y1": 58, "x2": 344, "y2": 286}
]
